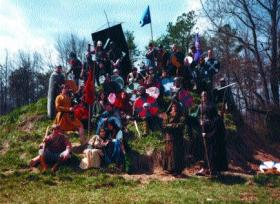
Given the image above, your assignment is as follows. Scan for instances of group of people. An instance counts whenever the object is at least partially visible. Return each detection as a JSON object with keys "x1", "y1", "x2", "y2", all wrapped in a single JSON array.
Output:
[{"x1": 31, "y1": 40, "x2": 232, "y2": 177}]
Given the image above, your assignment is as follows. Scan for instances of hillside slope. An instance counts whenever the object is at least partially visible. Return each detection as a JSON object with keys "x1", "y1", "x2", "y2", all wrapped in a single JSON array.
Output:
[{"x1": 0, "y1": 98, "x2": 279, "y2": 203}]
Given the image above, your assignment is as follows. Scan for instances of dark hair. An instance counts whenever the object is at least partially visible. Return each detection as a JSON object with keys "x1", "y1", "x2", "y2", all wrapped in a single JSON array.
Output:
[
  {"x1": 69, "y1": 52, "x2": 76, "y2": 59},
  {"x1": 108, "y1": 119, "x2": 119, "y2": 130}
]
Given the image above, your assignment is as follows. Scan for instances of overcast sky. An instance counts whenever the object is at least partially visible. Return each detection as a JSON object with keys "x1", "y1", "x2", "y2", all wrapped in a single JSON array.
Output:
[{"x1": 0, "y1": 0, "x2": 203, "y2": 64}]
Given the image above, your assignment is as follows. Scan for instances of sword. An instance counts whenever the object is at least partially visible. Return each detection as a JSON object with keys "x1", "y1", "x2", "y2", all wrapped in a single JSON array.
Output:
[
  {"x1": 217, "y1": 82, "x2": 236, "y2": 91},
  {"x1": 134, "y1": 120, "x2": 141, "y2": 138},
  {"x1": 132, "y1": 106, "x2": 141, "y2": 138}
]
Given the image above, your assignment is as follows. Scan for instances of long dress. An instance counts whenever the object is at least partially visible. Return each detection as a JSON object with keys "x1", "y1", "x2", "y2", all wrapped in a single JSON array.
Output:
[
  {"x1": 200, "y1": 102, "x2": 228, "y2": 173},
  {"x1": 54, "y1": 94, "x2": 82, "y2": 131},
  {"x1": 163, "y1": 113, "x2": 185, "y2": 174},
  {"x1": 79, "y1": 135, "x2": 107, "y2": 169}
]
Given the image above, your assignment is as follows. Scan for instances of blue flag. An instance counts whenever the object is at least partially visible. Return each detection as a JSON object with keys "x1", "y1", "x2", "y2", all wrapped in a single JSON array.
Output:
[{"x1": 140, "y1": 6, "x2": 151, "y2": 27}]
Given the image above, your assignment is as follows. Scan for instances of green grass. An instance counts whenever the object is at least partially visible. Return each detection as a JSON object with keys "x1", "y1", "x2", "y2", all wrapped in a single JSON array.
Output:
[
  {"x1": 0, "y1": 98, "x2": 280, "y2": 203},
  {"x1": 0, "y1": 171, "x2": 279, "y2": 203}
]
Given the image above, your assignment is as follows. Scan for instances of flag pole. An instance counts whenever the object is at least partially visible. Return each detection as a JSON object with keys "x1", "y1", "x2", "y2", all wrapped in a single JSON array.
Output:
[
  {"x1": 149, "y1": 6, "x2": 153, "y2": 42},
  {"x1": 104, "y1": 10, "x2": 110, "y2": 28},
  {"x1": 150, "y1": 22, "x2": 153, "y2": 42}
]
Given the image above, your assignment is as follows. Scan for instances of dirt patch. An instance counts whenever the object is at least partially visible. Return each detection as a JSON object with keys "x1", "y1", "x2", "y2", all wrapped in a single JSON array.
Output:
[
  {"x1": 18, "y1": 115, "x2": 45, "y2": 132},
  {"x1": 122, "y1": 167, "x2": 188, "y2": 184},
  {"x1": 226, "y1": 124, "x2": 280, "y2": 174},
  {"x1": 0, "y1": 141, "x2": 9, "y2": 155},
  {"x1": 240, "y1": 192, "x2": 257, "y2": 202},
  {"x1": 270, "y1": 188, "x2": 280, "y2": 201}
]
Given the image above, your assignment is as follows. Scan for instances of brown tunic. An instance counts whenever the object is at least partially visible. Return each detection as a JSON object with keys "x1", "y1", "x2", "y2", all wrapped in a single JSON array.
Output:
[{"x1": 54, "y1": 94, "x2": 82, "y2": 131}]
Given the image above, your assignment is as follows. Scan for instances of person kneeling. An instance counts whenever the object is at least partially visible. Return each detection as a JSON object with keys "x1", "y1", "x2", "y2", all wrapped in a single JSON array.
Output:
[{"x1": 30, "y1": 125, "x2": 72, "y2": 173}]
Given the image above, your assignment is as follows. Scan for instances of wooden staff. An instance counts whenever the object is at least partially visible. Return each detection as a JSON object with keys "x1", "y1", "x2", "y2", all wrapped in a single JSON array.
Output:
[
  {"x1": 42, "y1": 126, "x2": 50, "y2": 152},
  {"x1": 201, "y1": 102, "x2": 212, "y2": 176}
]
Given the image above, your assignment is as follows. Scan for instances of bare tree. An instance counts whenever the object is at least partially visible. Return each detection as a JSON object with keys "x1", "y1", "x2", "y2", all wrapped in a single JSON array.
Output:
[
  {"x1": 201, "y1": 0, "x2": 280, "y2": 107},
  {"x1": 55, "y1": 33, "x2": 87, "y2": 70}
]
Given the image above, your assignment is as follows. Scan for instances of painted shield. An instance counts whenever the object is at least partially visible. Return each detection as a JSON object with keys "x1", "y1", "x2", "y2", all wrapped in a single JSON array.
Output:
[
  {"x1": 134, "y1": 96, "x2": 159, "y2": 118},
  {"x1": 125, "y1": 82, "x2": 140, "y2": 101},
  {"x1": 146, "y1": 87, "x2": 160, "y2": 99},
  {"x1": 111, "y1": 75, "x2": 124, "y2": 90},
  {"x1": 161, "y1": 77, "x2": 174, "y2": 95},
  {"x1": 178, "y1": 89, "x2": 193, "y2": 108},
  {"x1": 65, "y1": 80, "x2": 78, "y2": 93}
]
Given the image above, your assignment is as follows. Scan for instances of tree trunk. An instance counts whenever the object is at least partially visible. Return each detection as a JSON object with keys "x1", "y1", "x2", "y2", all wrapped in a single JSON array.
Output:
[{"x1": 270, "y1": 0, "x2": 279, "y2": 106}]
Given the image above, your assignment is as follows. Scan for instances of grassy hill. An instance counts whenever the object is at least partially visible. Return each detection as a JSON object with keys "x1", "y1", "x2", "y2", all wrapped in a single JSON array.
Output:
[{"x1": 0, "y1": 98, "x2": 279, "y2": 203}]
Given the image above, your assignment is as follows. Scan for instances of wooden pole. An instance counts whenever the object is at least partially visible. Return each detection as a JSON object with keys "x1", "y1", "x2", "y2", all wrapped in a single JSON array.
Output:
[
  {"x1": 104, "y1": 10, "x2": 110, "y2": 28},
  {"x1": 201, "y1": 102, "x2": 212, "y2": 176},
  {"x1": 150, "y1": 21, "x2": 153, "y2": 42}
]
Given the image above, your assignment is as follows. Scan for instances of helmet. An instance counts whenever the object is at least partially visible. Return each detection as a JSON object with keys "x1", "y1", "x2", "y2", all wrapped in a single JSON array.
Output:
[{"x1": 97, "y1": 41, "x2": 103, "y2": 47}]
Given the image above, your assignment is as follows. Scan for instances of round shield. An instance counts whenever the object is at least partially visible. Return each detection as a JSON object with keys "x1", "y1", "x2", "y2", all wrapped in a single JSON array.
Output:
[
  {"x1": 111, "y1": 75, "x2": 124, "y2": 90},
  {"x1": 134, "y1": 96, "x2": 159, "y2": 118},
  {"x1": 146, "y1": 87, "x2": 160, "y2": 99},
  {"x1": 125, "y1": 82, "x2": 140, "y2": 101},
  {"x1": 185, "y1": 56, "x2": 193, "y2": 64},
  {"x1": 161, "y1": 77, "x2": 174, "y2": 95},
  {"x1": 178, "y1": 89, "x2": 193, "y2": 108},
  {"x1": 108, "y1": 93, "x2": 116, "y2": 104},
  {"x1": 74, "y1": 104, "x2": 89, "y2": 120},
  {"x1": 65, "y1": 80, "x2": 78, "y2": 93}
]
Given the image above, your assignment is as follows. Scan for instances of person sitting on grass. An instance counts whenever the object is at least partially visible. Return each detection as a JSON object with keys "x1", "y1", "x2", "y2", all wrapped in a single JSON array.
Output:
[
  {"x1": 104, "y1": 119, "x2": 126, "y2": 170},
  {"x1": 30, "y1": 124, "x2": 72, "y2": 173},
  {"x1": 79, "y1": 127, "x2": 109, "y2": 169}
]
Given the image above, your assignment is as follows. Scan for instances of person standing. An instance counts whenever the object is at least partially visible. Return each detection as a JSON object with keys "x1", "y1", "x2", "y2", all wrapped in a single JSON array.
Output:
[
  {"x1": 205, "y1": 49, "x2": 220, "y2": 86},
  {"x1": 54, "y1": 85, "x2": 86, "y2": 145},
  {"x1": 47, "y1": 65, "x2": 65, "y2": 119},
  {"x1": 162, "y1": 101, "x2": 185, "y2": 176},
  {"x1": 67, "y1": 52, "x2": 82, "y2": 86},
  {"x1": 198, "y1": 91, "x2": 228, "y2": 176},
  {"x1": 94, "y1": 41, "x2": 108, "y2": 86},
  {"x1": 145, "y1": 42, "x2": 158, "y2": 68},
  {"x1": 108, "y1": 41, "x2": 123, "y2": 74}
]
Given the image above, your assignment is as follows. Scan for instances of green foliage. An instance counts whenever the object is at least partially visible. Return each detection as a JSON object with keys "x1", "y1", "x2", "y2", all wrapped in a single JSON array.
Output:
[
  {"x1": 0, "y1": 98, "x2": 47, "y2": 126},
  {"x1": 124, "y1": 30, "x2": 140, "y2": 61},
  {"x1": 0, "y1": 171, "x2": 278, "y2": 203},
  {"x1": 155, "y1": 11, "x2": 196, "y2": 54},
  {"x1": 254, "y1": 174, "x2": 280, "y2": 188}
]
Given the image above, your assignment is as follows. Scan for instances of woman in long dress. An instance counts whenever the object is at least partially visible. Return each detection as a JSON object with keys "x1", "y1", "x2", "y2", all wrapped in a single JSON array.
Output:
[
  {"x1": 162, "y1": 101, "x2": 185, "y2": 175},
  {"x1": 80, "y1": 127, "x2": 109, "y2": 169}
]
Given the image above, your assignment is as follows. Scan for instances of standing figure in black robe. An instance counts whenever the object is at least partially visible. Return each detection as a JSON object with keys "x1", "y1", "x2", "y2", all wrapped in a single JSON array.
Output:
[
  {"x1": 198, "y1": 91, "x2": 228, "y2": 176},
  {"x1": 162, "y1": 101, "x2": 185, "y2": 175}
]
